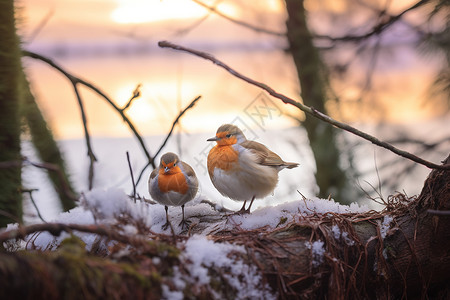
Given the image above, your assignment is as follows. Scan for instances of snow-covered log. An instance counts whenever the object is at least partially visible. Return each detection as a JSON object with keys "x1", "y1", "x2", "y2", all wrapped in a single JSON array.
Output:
[{"x1": 0, "y1": 155, "x2": 449, "y2": 299}]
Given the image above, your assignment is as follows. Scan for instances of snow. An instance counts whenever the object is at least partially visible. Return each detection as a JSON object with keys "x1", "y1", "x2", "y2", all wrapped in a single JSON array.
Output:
[
  {"x1": 231, "y1": 197, "x2": 369, "y2": 231},
  {"x1": 332, "y1": 225, "x2": 341, "y2": 239},
  {"x1": 306, "y1": 240, "x2": 326, "y2": 267},
  {"x1": 331, "y1": 224, "x2": 355, "y2": 246},
  {"x1": 380, "y1": 215, "x2": 394, "y2": 239},
  {"x1": 162, "y1": 284, "x2": 184, "y2": 300},
  {"x1": 30, "y1": 206, "x2": 96, "y2": 250},
  {"x1": 180, "y1": 235, "x2": 276, "y2": 299},
  {"x1": 4, "y1": 186, "x2": 372, "y2": 250}
]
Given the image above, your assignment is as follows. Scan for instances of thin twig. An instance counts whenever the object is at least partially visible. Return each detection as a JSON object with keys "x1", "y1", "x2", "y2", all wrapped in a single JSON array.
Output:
[
  {"x1": 25, "y1": 158, "x2": 79, "y2": 203},
  {"x1": 158, "y1": 40, "x2": 450, "y2": 171},
  {"x1": 190, "y1": 0, "x2": 285, "y2": 37},
  {"x1": 0, "y1": 210, "x2": 22, "y2": 226},
  {"x1": 1, "y1": 159, "x2": 78, "y2": 203},
  {"x1": 192, "y1": 0, "x2": 425, "y2": 43},
  {"x1": 71, "y1": 80, "x2": 97, "y2": 189},
  {"x1": 0, "y1": 160, "x2": 22, "y2": 168},
  {"x1": 121, "y1": 84, "x2": 142, "y2": 111},
  {"x1": 136, "y1": 95, "x2": 202, "y2": 185},
  {"x1": 22, "y1": 189, "x2": 47, "y2": 223},
  {"x1": 126, "y1": 151, "x2": 137, "y2": 203},
  {"x1": 27, "y1": 9, "x2": 54, "y2": 43},
  {"x1": 314, "y1": 0, "x2": 428, "y2": 43}
]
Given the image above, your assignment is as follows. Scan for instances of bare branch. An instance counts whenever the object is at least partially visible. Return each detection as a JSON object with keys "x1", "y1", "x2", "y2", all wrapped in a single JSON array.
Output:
[
  {"x1": 192, "y1": 0, "x2": 427, "y2": 44},
  {"x1": 136, "y1": 95, "x2": 202, "y2": 185},
  {"x1": 158, "y1": 40, "x2": 450, "y2": 170},
  {"x1": 0, "y1": 160, "x2": 21, "y2": 168},
  {"x1": 314, "y1": 0, "x2": 429, "y2": 43},
  {"x1": 24, "y1": 158, "x2": 79, "y2": 203},
  {"x1": 22, "y1": 189, "x2": 47, "y2": 223},
  {"x1": 126, "y1": 151, "x2": 137, "y2": 203},
  {"x1": 0, "y1": 159, "x2": 78, "y2": 203},
  {"x1": 27, "y1": 9, "x2": 54, "y2": 43},
  {"x1": 71, "y1": 79, "x2": 97, "y2": 189},
  {"x1": 0, "y1": 222, "x2": 163, "y2": 246},
  {"x1": 22, "y1": 50, "x2": 156, "y2": 170},
  {"x1": 190, "y1": 0, "x2": 285, "y2": 37}
]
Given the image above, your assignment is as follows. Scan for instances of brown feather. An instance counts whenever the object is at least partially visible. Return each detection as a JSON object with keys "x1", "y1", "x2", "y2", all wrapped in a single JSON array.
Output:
[
  {"x1": 241, "y1": 140, "x2": 299, "y2": 168},
  {"x1": 180, "y1": 161, "x2": 196, "y2": 178}
]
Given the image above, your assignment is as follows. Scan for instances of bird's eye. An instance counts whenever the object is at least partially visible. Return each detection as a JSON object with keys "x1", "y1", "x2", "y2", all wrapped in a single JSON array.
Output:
[
  {"x1": 173, "y1": 162, "x2": 177, "y2": 167},
  {"x1": 226, "y1": 134, "x2": 232, "y2": 138}
]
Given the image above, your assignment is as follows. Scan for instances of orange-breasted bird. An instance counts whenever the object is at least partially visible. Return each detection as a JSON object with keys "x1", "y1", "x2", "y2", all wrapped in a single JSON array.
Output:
[
  {"x1": 148, "y1": 152, "x2": 198, "y2": 230},
  {"x1": 207, "y1": 124, "x2": 299, "y2": 213}
]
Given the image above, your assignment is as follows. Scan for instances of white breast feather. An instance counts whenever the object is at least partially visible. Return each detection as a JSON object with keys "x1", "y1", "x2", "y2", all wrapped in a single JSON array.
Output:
[{"x1": 211, "y1": 145, "x2": 279, "y2": 201}]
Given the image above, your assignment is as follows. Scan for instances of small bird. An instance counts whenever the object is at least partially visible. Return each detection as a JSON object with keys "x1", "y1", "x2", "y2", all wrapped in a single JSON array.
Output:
[
  {"x1": 148, "y1": 152, "x2": 198, "y2": 230},
  {"x1": 207, "y1": 124, "x2": 299, "y2": 213}
]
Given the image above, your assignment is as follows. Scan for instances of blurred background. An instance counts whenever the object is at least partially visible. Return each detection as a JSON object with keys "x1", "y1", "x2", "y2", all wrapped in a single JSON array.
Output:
[{"x1": 16, "y1": 0, "x2": 449, "y2": 222}]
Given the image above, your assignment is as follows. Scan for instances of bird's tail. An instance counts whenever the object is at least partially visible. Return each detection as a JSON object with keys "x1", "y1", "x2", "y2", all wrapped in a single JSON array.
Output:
[{"x1": 284, "y1": 162, "x2": 299, "y2": 169}]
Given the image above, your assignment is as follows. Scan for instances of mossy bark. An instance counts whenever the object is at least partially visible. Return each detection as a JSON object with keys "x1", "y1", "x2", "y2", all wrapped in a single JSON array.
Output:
[
  {"x1": 0, "y1": 237, "x2": 163, "y2": 300},
  {"x1": 284, "y1": 0, "x2": 351, "y2": 203},
  {"x1": 20, "y1": 71, "x2": 77, "y2": 211},
  {"x1": 0, "y1": 0, "x2": 23, "y2": 227}
]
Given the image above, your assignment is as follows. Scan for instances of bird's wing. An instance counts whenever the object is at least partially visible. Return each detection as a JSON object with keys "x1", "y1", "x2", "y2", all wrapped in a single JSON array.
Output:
[
  {"x1": 180, "y1": 161, "x2": 196, "y2": 177},
  {"x1": 241, "y1": 140, "x2": 299, "y2": 168},
  {"x1": 150, "y1": 168, "x2": 158, "y2": 180},
  {"x1": 240, "y1": 140, "x2": 284, "y2": 166},
  {"x1": 180, "y1": 161, "x2": 199, "y2": 187}
]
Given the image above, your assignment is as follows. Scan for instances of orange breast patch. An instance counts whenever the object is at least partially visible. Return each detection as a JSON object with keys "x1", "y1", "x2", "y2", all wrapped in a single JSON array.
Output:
[
  {"x1": 207, "y1": 145, "x2": 239, "y2": 175},
  {"x1": 158, "y1": 167, "x2": 189, "y2": 194}
]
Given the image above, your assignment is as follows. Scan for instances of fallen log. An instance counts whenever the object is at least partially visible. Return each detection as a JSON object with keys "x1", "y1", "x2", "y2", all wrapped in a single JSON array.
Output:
[{"x1": 0, "y1": 155, "x2": 449, "y2": 299}]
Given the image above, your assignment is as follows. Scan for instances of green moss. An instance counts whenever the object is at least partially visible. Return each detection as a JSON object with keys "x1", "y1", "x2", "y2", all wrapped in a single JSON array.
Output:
[
  {"x1": 276, "y1": 216, "x2": 288, "y2": 227},
  {"x1": 59, "y1": 235, "x2": 86, "y2": 250},
  {"x1": 384, "y1": 244, "x2": 397, "y2": 259},
  {"x1": 53, "y1": 236, "x2": 161, "y2": 297},
  {"x1": 142, "y1": 240, "x2": 180, "y2": 259},
  {"x1": 121, "y1": 263, "x2": 151, "y2": 288}
]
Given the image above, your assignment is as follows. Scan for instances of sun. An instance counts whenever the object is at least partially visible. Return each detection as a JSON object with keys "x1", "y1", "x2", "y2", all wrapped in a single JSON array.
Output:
[{"x1": 111, "y1": 0, "x2": 209, "y2": 24}]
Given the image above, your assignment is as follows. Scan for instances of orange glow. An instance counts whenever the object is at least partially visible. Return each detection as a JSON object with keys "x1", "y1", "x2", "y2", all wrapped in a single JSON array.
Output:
[{"x1": 111, "y1": 0, "x2": 208, "y2": 24}]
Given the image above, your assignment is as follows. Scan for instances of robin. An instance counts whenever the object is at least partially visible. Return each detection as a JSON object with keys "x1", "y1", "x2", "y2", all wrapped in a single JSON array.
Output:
[
  {"x1": 148, "y1": 152, "x2": 198, "y2": 230},
  {"x1": 207, "y1": 124, "x2": 299, "y2": 213}
]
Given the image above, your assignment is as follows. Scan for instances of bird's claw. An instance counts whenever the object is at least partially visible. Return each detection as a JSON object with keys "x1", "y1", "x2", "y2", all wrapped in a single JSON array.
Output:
[
  {"x1": 162, "y1": 221, "x2": 171, "y2": 230},
  {"x1": 179, "y1": 219, "x2": 191, "y2": 231}
]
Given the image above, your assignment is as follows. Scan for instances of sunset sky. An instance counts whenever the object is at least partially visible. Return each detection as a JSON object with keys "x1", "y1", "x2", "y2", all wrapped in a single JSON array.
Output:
[{"x1": 18, "y1": 0, "x2": 445, "y2": 139}]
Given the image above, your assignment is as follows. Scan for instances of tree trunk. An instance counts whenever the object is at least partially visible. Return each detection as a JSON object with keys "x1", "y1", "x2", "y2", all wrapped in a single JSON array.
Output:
[
  {"x1": 0, "y1": 0, "x2": 23, "y2": 227},
  {"x1": 20, "y1": 71, "x2": 77, "y2": 211},
  {"x1": 284, "y1": 0, "x2": 351, "y2": 204}
]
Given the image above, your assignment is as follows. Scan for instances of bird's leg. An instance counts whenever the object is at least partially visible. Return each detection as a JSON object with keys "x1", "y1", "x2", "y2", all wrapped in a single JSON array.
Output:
[
  {"x1": 179, "y1": 204, "x2": 191, "y2": 230},
  {"x1": 162, "y1": 205, "x2": 171, "y2": 230},
  {"x1": 238, "y1": 200, "x2": 248, "y2": 213},
  {"x1": 245, "y1": 196, "x2": 256, "y2": 214}
]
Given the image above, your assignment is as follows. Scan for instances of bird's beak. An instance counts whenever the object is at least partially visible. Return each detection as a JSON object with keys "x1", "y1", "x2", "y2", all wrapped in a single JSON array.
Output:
[
  {"x1": 207, "y1": 136, "x2": 219, "y2": 142},
  {"x1": 164, "y1": 167, "x2": 170, "y2": 173}
]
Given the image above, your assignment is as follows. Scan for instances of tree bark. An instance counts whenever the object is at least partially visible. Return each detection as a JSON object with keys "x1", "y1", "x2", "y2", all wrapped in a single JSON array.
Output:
[
  {"x1": 284, "y1": 0, "x2": 352, "y2": 204},
  {"x1": 0, "y1": 0, "x2": 23, "y2": 227}
]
